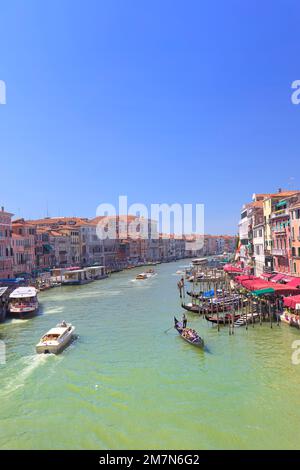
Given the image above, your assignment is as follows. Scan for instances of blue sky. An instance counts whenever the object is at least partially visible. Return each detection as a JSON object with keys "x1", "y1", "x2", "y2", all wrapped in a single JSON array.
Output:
[{"x1": 0, "y1": 0, "x2": 300, "y2": 234}]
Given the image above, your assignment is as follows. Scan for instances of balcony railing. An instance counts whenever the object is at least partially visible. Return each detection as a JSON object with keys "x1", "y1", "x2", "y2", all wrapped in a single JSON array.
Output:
[
  {"x1": 271, "y1": 209, "x2": 289, "y2": 219},
  {"x1": 272, "y1": 248, "x2": 287, "y2": 256}
]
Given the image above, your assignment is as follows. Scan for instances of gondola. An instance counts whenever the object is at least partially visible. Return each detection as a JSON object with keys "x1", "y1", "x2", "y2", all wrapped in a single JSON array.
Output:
[
  {"x1": 181, "y1": 302, "x2": 201, "y2": 313},
  {"x1": 181, "y1": 301, "x2": 233, "y2": 314},
  {"x1": 186, "y1": 291, "x2": 202, "y2": 298},
  {"x1": 174, "y1": 317, "x2": 204, "y2": 348},
  {"x1": 201, "y1": 303, "x2": 234, "y2": 314},
  {"x1": 205, "y1": 313, "x2": 240, "y2": 324}
]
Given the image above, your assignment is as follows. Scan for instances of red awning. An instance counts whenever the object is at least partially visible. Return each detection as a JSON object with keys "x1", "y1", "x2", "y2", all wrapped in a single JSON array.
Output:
[
  {"x1": 271, "y1": 273, "x2": 286, "y2": 283},
  {"x1": 272, "y1": 285, "x2": 300, "y2": 296},
  {"x1": 241, "y1": 279, "x2": 271, "y2": 290},
  {"x1": 224, "y1": 264, "x2": 243, "y2": 273},
  {"x1": 285, "y1": 277, "x2": 300, "y2": 288},
  {"x1": 234, "y1": 275, "x2": 256, "y2": 283},
  {"x1": 239, "y1": 277, "x2": 300, "y2": 295},
  {"x1": 260, "y1": 273, "x2": 275, "y2": 280},
  {"x1": 283, "y1": 295, "x2": 300, "y2": 309}
]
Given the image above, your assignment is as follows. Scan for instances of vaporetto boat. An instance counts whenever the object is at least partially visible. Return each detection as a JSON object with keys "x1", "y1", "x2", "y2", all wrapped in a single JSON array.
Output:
[
  {"x1": 62, "y1": 266, "x2": 108, "y2": 285},
  {"x1": 8, "y1": 287, "x2": 39, "y2": 319}
]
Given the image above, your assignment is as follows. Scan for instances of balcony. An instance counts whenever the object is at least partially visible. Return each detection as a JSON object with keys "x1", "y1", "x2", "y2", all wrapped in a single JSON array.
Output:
[
  {"x1": 271, "y1": 209, "x2": 289, "y2": 219},
  {"x1": 272, "y1": 227, "x2": 286, "y2": 234},
  {"x1": 272, "y1": 248, "x2": 287, "y2": 257}
]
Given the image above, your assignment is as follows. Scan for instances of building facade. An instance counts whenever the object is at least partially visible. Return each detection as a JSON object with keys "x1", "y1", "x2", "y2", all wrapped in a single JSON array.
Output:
[
  {"x1": 0, "y1": 207, "x2": 13, "y2": 278},
  {"x1": 12, "y1": 219, "x2": 36, "y2": 276},
  {"x1": 289, "y1": 194, "x2": 300, "y2": 276}
]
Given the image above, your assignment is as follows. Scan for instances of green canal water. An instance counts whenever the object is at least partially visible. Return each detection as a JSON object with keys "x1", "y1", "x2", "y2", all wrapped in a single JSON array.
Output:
[{"x1": 0, "y1": 260, "x2": 299, "y2": 450}]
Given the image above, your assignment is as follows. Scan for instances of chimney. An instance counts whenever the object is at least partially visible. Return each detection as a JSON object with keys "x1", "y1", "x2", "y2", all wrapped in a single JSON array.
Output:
[
  {"x1": 278, "y1": 188, "x2": 282, "y2": 193},
  {"x1": 1, "y1": 206, "x2": 4, "y2": 212}
]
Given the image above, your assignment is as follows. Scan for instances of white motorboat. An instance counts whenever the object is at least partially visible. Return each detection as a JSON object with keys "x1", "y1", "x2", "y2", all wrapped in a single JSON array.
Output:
[
  {"x1": 136, "y1": 269, "x2": 156, "y2": 280},
  {"x1": 36, "y1": 321, "x2": 75, "y2": 354},
  {"x1": 8, "y1": 287, "x2": 39, "y2": 318},
  {"x1": 136, "y1": 272, "x2": 148, "y2": 280}
]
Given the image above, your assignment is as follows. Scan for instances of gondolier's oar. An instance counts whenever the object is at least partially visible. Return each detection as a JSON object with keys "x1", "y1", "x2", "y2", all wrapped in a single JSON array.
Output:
[{"x1": 164, "y1": 326, "x2": 173, "y2": 333}]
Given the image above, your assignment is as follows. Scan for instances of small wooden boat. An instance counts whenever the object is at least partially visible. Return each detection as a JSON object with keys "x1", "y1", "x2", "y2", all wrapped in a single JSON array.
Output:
[
  {"x1": 36, "y1": 321, "x2": 75, "y2": 354},
  {"x1": 205, "y1": 313, "x2": 240, "y2": 324},
  {"x1": 187, "y1": 290, "x2": 202, "y2": 298},
  {"x1": 174, "y1": 317, "x2": 204, "y2": 348},
  {"x1": 187, "y1": 274, "x2": 204, "y2": 283},
  {"x1": 181, "y1": 302, "x2": 201, "y2": 313}
]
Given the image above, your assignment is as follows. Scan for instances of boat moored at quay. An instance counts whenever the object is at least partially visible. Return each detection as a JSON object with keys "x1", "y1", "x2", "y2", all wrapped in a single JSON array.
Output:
[
  {"x1": 61, "y1": 266, "x2": 108, "y2": 285},
  {"x1": 8, "y1": 287, "x2": 39, "y2": 319},
  {"x1": 0, "y1": 287, "x2": 9, "y2": 322},
  {"x1": 62, "y1": 269, "x2": 92, "y2": 286},
  {"x1": 84, "y1": 265, "x2": 108, "y2": 280}
]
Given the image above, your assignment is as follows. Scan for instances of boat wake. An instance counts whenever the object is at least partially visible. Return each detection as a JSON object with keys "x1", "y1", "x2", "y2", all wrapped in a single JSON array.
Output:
[
  {"x1": 8, "y1": 318, "x2": 30, "y2": 325},
  {"x1": 56, "y1": 290, "x2": 121, "y2": 301},
  {"x1": 44, "y1": 306, "x2": 65, "y2": 315},
  {"x1": 1, "y1": 353, "x2": 59, "y2": 397}
]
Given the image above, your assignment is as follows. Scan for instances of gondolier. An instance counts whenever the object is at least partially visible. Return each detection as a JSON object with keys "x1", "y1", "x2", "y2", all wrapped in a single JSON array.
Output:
[{"x1": 182, "y1": 313, "x2": 187, "y2": 328}]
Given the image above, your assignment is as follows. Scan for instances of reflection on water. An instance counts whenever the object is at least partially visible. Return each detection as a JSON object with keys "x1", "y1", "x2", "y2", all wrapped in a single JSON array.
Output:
[{"x1": 0, "y1": 261, "x2": 300, "y2": 450}]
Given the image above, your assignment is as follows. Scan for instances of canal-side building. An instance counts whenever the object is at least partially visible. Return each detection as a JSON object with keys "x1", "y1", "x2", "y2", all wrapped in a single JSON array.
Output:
[
  {"x1": 35, "y1": 228, "x2": 56, "y2": 272},
  {"x1": 84, "y1": 220, "x2": 105, "y2": 267},
  {"x1": 236, "y1": 190, "x2": 300, "y2": 277},
  {"x1": 249, "y1": 202, "x2": 265, "y2": 276},
  {"x1": 174, "y1": 236, "x2": 186, "y2": 260},
  {"x1": 238, "y1": 203, "x2": 253, "y2": 270},
  {"x1": 58, "y1": 226, "x2": 81, "y2": 266},
  {"x1": 0, "y1": 207, "x2": 14, "y2": 279},
  {"x1": 48, "y1": 230, "x2": 72, "y2": 268},
  {"x1": 12, "y1": 233, "x2": 26, "y2": 275},
  {"x1": 270, "y1": 196, "x2": 293, "y2": 275},
  {"x1": 12, "y1": 219, "x2": 36, "y2": 276},
  {"x1": 263, "y1": 195, "x2": 275, "y2": 275},
  {"x1": 222, "y1": 235, "x2": 237, "y2": 254},
  {"x1": 91, "y1": 216, "x2": 121, "y2": 269},
  {"x1": 289, "y1": 194, "x2": 300, "y2": 277},
  {"x1": 29, "y1": 217, "x2": 86, "y2": 267}
]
